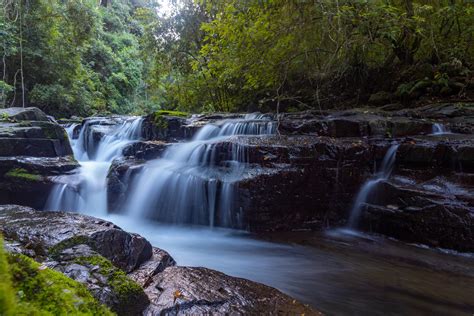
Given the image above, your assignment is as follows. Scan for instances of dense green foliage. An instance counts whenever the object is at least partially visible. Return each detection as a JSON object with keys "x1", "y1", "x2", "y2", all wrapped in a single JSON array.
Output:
[
  {"x1": 1, "y1": 0, "x2": 473, "y2": 116},
  {"x1": 0, "y1": 238, "x2": 113, "y2": 315},
  {"x1": 169, "y1": 0, "x2": 473, "y2": 112},
  {"x1": 1, "y1": 0, "x2": 161, "y2": 117}
]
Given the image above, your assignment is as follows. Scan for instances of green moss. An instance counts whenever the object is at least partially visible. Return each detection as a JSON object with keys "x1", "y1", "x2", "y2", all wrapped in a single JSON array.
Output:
[
  {"x1": 152, "y1": 114, "x2": 168, "y2": 129},
  {"x1": 5, "y1": 168, "x2": 42, "y2": 182},
  {"x1": 154, "y1": 110, "x2": 189, "y2": 117},
  {"x1": 48, "y1": 236, "x2": 91, "y2": 258},
  {"x1": 42, "y1": 126, "x2": 58, "y2": 139},
  {"x1": 74, "y1": 256, "x2": 145, "y2": 313},
  {"x1": 0, "y1": 238, "x2": 113, "y2": 316},
  {"x1": 152, "y1": 110, "x2": 189, "y2": 129},
  {"x1": 1, "y1": 112, "x2": 10, "y2": 121},
  {"x1": 0, "y1": 239, "x2": 16, "y2": 315}
]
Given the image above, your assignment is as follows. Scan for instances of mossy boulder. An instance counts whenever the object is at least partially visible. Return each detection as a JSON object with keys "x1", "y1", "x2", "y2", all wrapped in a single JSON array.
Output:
[
  {"x1": 50, "y1": 244, "x2": 149, "y2": 315},
  {"x1": 0, "y1": 238, "x2": 113, "y2": 315},
  {"x1": 0, "y1": 205, "x2": 153, "y2": 273},
  {"x1": 140, "y1": 110, "x2": 192, "y2": 141}
]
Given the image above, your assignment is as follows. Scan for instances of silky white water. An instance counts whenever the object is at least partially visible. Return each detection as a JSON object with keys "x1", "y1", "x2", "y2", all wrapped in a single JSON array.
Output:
[
  {"x1": 45, "y1": 117, "x2": 143, "y2": 213},
  {"x1": 46, "y1": 114, "x2": 275, "y2": 227},
  {"x1": 122, "y1": 114, "x2": 275, "y2": 227},
  {"x1": 432, "y1": 123, "x2": 450, "y2": 135},
  {"x1": 347, "y1": 144, "x2": 399, "y2": 228}
]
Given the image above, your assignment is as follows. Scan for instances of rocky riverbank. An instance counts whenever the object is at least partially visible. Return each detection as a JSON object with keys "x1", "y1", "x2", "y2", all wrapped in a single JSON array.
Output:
[{"x1": 0, "y1": 205, "x2": 318, "y2": 315}]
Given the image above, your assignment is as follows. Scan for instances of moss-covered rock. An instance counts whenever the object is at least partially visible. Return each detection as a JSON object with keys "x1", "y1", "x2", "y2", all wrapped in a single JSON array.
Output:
[
  {"x1": 0, "y1": 238, "x2": 16, "y2": 315},
  {"x1": 154, "y1": 110, "x2": 189, "y2": 118},
  {"x1": 5, "y1": 168, "x2": 42, "y2": 182},
  {"x1": 73, "y1": 255, "x2": 148, "y2": 315},
  {"x1": 0, "y1": 238, "x2": 113, "y2": 315}
]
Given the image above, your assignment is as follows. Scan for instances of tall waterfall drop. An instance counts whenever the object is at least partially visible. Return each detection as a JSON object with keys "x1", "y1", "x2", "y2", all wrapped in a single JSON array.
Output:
[
  {"x1": 46, "y1": 114, "x2": 275, "y2": 228},
  {"x1": 347, "y1": 144, "x2": 399, "y2": 228}
]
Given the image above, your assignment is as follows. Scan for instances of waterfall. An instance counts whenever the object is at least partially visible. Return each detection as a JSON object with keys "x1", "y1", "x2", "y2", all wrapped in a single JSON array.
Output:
[
  {"x1": 123, "y1": 114, "x2": 276, "y2": 227},
  {"x1": 347, "y1": 144, "x2": 399, "y2": 228},
  {"x1": 45, "y1": 117, "x2": 143, "y2": 214},
  {"x1": 46, "y1": 113, "x2": 275, "y2": 228},
  {"x1": 432, "y1": 123, "x2": 450, "y2": 135}
]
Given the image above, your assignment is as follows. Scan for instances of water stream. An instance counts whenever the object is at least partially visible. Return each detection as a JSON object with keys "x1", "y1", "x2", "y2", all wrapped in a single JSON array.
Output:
[
  {"x1": 122, "y1": 114, "x2": 275, "y2": 226},
  {"x1": 347, "y1": 144, "x2": 399, "y2": 229},
  {"x1": 44, "y1": 116, "x2": 474, "y2": 315},
  {"x1": 45, "y1": 117, "x2": 143, "y2": 213},
  {"x1": 101, "y1": 214, "x2": 474, "y2": 315},
  {"x1": 432, "y1": 123, "x2": 451, "y2": 135},
  {"x1": 46, "y1": 114, "x2": 275, "y2": 226}
]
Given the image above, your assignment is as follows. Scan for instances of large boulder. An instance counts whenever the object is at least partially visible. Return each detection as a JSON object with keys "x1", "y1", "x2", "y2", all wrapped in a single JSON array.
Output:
[
  {"x1": 0, "y1": 107, "x2": 49, "y2": 121},
  {"x1": 221, "y1": 135, "x2": 374, "y2": 231},
  {"x1": 0, "y1": 108, "x2": 77, "y2": 209},
  {"x1": 0, "y1": 205, "x2": 152, "y2": 272},
  {"x1": 46, "y1": 244, "x2": 150, "y2": 315},
  {"x1": 142, "y1": 113, "x2": 191, "y2": 141},
  {"x1": 0, "y1": 205, "x2": 166, "y2": 315},
  {"x1": 0, "y1": 120, "x2": 73, "y2": 157},
  {"x1": 143, "y1": 266, "x2": 319, "y2": 315}
]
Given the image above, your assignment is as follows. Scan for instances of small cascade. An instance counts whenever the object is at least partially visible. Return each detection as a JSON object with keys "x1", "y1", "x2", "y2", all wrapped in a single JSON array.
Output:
[
  {"x1": 432, "y1": 123, "x2": 450, "y2": 135},
  {"x1": 46, "y1": 113, "x2": 275, "y2": 227},
  {"x1": 123, "y1": 114, "x2": 276, "y2": 227},
  {"x1": 45, "y1": 117, "x2": 143, "y2": 214},
  {"x1": 347, "y1": 144, "x2": 399, "y2": 228}
]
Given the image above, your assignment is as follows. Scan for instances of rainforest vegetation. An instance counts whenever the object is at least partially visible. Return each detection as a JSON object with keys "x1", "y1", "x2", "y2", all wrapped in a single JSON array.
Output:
[{"x1": 1, "y1": 0, "x2": 472, "y2": 116}]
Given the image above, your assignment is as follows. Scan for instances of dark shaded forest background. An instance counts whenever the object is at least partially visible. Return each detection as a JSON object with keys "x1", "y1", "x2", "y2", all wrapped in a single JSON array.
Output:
[{"x1": 1, "y1": 0, "x2": 472, "y2": 117}]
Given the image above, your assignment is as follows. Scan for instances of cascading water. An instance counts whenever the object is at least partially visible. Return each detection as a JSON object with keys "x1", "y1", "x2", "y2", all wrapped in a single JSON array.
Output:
[
  {"x1": 432, "y1": 123, "x2": 450, "y2": 135},
  {"x1": 123, "y1": 114, "x2": 276, "y2": 227},
  {"x1": 347, "y1": 144, "x2": 399, "y2": 228},
  {"x1": 45, "y1": 117, "x2": 143, "y2": 214},
  {"x1": 46, "y1": 113, "x2": 275, "y2": 228}
]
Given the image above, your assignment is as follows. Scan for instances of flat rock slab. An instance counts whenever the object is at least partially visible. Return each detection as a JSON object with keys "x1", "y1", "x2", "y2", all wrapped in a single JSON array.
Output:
[
  {"x1": 0, "y1": 156, "x2": 78, "y2": 174},
  {"x1": 0, "y1": 205, "x2": 152, "y2": 272},
  {"x1": 143, "y1": 266, "x2": 320, "y2": 315}
]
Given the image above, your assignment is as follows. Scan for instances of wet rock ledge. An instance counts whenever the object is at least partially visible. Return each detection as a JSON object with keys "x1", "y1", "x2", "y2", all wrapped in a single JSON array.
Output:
[
  {"x1": 0, "y1": 204, "x2": 319, "y2": 316},
  {"x1": 0, "y1": 107, "x2": 79, "y2": 208}
]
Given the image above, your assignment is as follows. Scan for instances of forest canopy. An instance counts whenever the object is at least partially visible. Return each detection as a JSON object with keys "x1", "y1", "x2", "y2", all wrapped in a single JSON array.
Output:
[{"x1": 1, "y1": 0, "x2": 473, "y2": 117}]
